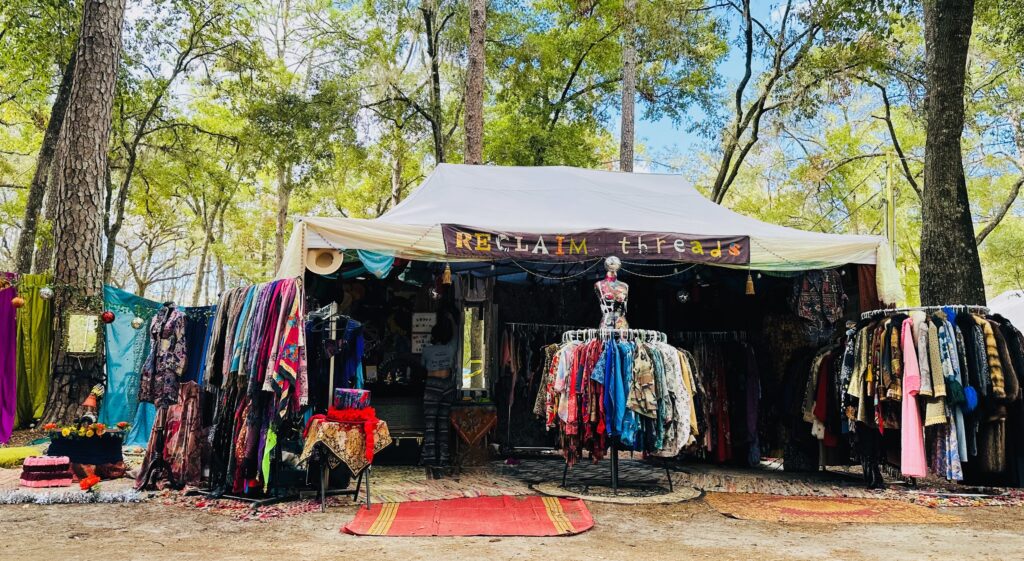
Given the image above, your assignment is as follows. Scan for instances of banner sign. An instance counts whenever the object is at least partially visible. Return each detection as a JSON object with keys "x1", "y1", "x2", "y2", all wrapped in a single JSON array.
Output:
[{"x1": 441, "y1": 225, "x2": 750, "y2": 265}]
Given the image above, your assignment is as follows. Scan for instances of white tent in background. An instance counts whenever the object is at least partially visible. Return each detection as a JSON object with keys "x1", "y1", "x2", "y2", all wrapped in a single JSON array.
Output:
[
  {"x1": 277, "y1": 164, "x2": 903, "y2": 304},
  {"x1": 991, "y1": 290, "x2": 1024, "y2": 328}
]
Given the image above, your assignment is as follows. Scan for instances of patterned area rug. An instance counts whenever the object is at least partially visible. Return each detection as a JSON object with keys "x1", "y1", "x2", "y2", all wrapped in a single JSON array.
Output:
[
  {"x1": 532, "y1": 481, "x2": 701, "y2": 505},
  {"x1": 343, "y1": 496, "x2": 594, "y2": 536},
  {"x1": 157, "y1": 490, "x2": 336, "y2": 522},
  {"x1": 0, "y1": 467, "x2": 143, "y2": 504},
  {"x1": 704, "y1": 492, "x2": 962, "y2": 524},
  {"x1": 675, "y1": 466, "x2": 1024, "y2": 508},
  {"x1": 500, "y1": 459, "x2": 1024, "y2": 509},
  {"x1": 156, "y1": 467, "x2": 534, "y2": 522},
  {"x1": 370, "y1": 466, "x2": 533, "y2": 503}
]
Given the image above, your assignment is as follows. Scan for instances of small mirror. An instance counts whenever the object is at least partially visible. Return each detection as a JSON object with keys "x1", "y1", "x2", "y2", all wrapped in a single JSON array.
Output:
[{"x1": 66, "y1": 313, "x2": 100, "y2": 354}]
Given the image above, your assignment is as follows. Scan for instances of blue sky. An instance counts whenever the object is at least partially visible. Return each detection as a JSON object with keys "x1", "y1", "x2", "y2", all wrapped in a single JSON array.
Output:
[{"x1": 612, "y1": 2, "x2": 776, "y2": 171}]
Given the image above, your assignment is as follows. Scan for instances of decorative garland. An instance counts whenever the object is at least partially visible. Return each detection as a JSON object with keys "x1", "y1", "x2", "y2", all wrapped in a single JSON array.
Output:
[{"x1": 0, "y1": 488, "x2": 145, "y2": 505}]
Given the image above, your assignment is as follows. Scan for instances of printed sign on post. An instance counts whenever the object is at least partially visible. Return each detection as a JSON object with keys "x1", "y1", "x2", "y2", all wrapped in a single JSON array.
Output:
[
  {"x1": 411, "y1": 333, "x2": 430, "y2": 354},
  {"x1": 412, "y1": 312, "x2": 437, "y2": 333}
]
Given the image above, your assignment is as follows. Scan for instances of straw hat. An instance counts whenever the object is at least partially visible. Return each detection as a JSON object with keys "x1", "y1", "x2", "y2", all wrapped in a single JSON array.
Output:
[{"x1": 306, "y1": 248, "x2": 344, "y2": 275}]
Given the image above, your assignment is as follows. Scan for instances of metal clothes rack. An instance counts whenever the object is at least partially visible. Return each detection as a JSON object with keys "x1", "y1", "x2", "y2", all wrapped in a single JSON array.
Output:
[
  {"x1": 504, "y1": 321, "x2": 589, "y2": 332},
  {"x1": 561, "y1": 328, "x2": 668, "y2": 344},
  {"x1": 860, "y1": 304, "x2": 990, "y2": 320},
  {"x1": 675, "y1": 330, "x2": 748, "y2": 343},
  {"x1": 502, "y1": 322, "x2": 590, "y2": 455},
  {"x1": 558, "y1": 327, "x2": 673, "y2": 493}
]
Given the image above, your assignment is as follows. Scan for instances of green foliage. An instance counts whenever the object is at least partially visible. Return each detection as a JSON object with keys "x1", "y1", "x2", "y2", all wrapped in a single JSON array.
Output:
[{"x1": 2, "y1": 0, "x2": 1024, "y2": 304}]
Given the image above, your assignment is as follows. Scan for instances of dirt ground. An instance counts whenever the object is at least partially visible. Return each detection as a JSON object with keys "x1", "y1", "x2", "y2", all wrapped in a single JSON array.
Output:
[{"x1": 2, "y1": 500, "x2": 1023, "y2": 561}]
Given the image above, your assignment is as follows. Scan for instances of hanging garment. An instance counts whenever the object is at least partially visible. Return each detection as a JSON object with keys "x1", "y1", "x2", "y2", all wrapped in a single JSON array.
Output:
[
  {"x1": 856, "y1": 265, "x2": 881, "y2": 313},
  {"x1": 13, "y1": 273, "x2": 52, "y2": 426},
  {"x1": 0, "y1": 276, "x2": 17, "y2": 444},
  {"x1": 139, "y1": 305, "x2": 187, "y2": 406},
  {"x1": 653, "y1": 345, "x2": 693, "y2": 457},
  {"x1": 165, "y1": 381, "x2": 203, "y2": 486},
  {"x1": 900, "y1": 318, "x2": 927, "y2": 477},
  {"x1": 792, "y1": 269, "x2": 848, "y2": 340},
  {"x1": 182, "y1": 306, "x2": 216, "y2": 385}
]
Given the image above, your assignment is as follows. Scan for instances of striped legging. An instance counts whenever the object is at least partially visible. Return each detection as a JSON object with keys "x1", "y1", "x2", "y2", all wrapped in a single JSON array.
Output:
[{"x1": 422, "y1": 377, "x2": 456, "y2": 466}]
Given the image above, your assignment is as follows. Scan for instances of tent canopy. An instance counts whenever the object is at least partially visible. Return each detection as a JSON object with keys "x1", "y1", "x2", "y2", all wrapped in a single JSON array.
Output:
[
  {"x1": 991, "y1": 291, "x2": 1024, "y2": 328},
  {"x1": 278, "y1": 164, "x2": 902, "y2": 303}
]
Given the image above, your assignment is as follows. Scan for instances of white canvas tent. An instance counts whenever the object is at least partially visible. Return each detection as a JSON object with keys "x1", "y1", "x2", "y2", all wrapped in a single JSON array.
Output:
[
  {"x1": 277, "y1": 164, "x2": 903, "y2": 303},
  {"x1": 991, "y1": 290, "x2": 1024, "y2": 329}
]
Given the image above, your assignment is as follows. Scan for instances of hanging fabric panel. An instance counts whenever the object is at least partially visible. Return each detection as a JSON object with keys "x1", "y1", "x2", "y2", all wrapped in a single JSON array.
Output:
[
  {"x1": 0, "y1": 275, "x2": 17, "y2": 444},
  {"x1": 13, "y1": 273, "x2": 52, "y2": 426},
  {"x1": 99, "y1": 286, "x2": 161, "y2": 429}
]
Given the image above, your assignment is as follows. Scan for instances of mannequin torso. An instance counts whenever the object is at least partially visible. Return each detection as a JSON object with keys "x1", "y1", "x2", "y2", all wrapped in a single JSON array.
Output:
[{"x1": 595, "y1": 274, "x2": 629, "y2": 329}]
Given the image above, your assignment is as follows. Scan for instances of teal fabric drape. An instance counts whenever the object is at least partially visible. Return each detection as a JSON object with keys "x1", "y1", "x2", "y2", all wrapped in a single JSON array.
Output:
[
  {"x1": 356, "y1": 250, "x2": 395, "y2": 279},
  {"x1": 13, "y1": 273, "x2": 52, "y2": 427},
  {"x1": 100, "y1": 286, "x2": 161, "y2": 439}
]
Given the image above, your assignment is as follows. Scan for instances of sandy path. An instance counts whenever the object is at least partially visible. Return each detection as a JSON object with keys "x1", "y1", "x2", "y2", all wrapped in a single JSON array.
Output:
[{"x1": 2, "y1": 500, "x2": 1022, "y2": 561}]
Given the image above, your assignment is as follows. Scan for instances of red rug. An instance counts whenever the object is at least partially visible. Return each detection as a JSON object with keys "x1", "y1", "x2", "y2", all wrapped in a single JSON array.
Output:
[{"x1": 342, "y1": 495, "x2": 594, "y2": 536}]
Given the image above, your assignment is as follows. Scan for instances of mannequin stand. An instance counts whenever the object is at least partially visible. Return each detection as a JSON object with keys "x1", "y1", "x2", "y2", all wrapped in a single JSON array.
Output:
[{"x1": 560, "y1": 440, "x2": 674, "y2": 493}]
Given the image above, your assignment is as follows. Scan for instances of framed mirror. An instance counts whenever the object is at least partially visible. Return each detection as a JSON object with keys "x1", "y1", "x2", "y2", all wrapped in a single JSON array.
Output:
[{"x1": 65, "y1": 312, "x2": 100, "y2": 355}]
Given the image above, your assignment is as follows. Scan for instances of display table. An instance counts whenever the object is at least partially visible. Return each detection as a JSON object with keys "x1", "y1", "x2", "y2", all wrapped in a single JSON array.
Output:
[
  {"x1": 450, "y1": 403, "x2": 497, "y2": 472},
  {"x1": 298, "y1": 419, "x2": 392, "y2": 510},
  {"x1": 47, "y1": 432, "x2": 124, "y2": 466}
]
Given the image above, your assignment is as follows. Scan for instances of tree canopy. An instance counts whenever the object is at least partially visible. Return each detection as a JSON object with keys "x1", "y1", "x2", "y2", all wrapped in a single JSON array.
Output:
[{"x1": 2, "y1": 0, "x2": 1023, "y2": 305}]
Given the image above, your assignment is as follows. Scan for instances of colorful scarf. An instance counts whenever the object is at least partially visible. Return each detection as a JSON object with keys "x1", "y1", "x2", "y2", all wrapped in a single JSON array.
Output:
[{"x1": 304, "y1": 406, "x2": 380, "y2": 462}]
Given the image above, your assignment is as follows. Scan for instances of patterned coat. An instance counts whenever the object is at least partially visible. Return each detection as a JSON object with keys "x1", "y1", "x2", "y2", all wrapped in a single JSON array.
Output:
[{"x1": 139, "y1": 305, "x2": 187, "y2": 406}]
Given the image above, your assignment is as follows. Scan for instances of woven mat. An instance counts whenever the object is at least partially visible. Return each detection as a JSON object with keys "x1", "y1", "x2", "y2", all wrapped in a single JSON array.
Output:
[
  {"x1": 704, "y1": 492, "x2": 961, "y2": 524},
  {"x1": 0, "y1": 467, "x2": 142, "y2": 504},
  {"x1": 343, "y1": 496, "x2": 593, "y2": 536}
]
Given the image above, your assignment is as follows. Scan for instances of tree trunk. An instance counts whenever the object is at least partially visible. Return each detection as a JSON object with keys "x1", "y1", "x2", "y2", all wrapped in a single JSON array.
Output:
[
  {"x1": 14, "y1": 51, "x2": 77, "y2": 274},
  {"x1": 619, "y1": 0, "x2": 637, "y2": 172},
  {"x1": 464, "y1": 0, "x2": 486, "y2": 165},
  {"x1": 33, "y1": 145, "x2": 62, "y2": 274},
  {"x1": 274, "y1": 165, "x2": 291, "y2": 274},
  {"x1": 422, "y1": 5, "x2": 445, "y2": 163},
  {"x1": 216, "y1": 204, "x2": 226, "y2": 295},
  {"x1": 192, "y1": 231, "x2": 210, "y2": 306},
  {"x1": 391, "y1": 139, "x2": 403, "y2": 208},
  {"x1": 42, "y1": 0, "x2": 127, "y2": 424},
  {"x1": 919, "y1": 0, "x2": 985, "y2": 306}
]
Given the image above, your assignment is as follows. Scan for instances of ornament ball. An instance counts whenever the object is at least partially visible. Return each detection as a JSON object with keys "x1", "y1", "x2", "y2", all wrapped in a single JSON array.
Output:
[
  {"x1": 101, "y1": 310, "x2": 116, "y2": 324},
  {"x1": 131, "y1": 317, "x2": 145, "y2": 329},
  {"x1": 10, "y1": 296, "x2": 26, "y2": 308},
  {"x1": 39, "y1": 287, "x2": 54, "y2": 300}
]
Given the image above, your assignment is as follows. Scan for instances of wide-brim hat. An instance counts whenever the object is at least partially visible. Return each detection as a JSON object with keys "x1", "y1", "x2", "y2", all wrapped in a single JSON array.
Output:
[{"x1": 305, "y1": 248, "x2": 344, "y2": 275}]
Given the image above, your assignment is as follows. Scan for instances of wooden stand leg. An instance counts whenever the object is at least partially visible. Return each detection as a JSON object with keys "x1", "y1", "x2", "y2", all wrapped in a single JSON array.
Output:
[
  {"x1": 353, "y1": 469, "x2": 363, "y2": 503},
  {"x1": 363, "y1": 465, "x2": 372, "y2": 509}
]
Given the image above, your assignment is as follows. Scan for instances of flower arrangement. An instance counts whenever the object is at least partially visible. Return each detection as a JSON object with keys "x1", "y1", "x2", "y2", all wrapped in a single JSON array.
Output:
[
  {"x1": 45, "y1": 421, "x2": 129, "y2": 440},
  {"x1": 80, "y1": 475, "x2": 101, "y2": 492}
]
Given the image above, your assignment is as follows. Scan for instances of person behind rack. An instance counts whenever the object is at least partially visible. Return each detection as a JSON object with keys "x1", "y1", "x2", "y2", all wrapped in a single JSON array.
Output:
[{"x1": 420, "y1": 316, "x2": 457, "y2": 478}]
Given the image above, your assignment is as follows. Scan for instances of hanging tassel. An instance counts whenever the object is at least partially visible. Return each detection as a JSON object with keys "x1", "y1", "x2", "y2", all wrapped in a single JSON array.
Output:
[
  {"x1": 745, "y1": 271, "x2": 755, "y2": 295},
  {"x1": 442, "y1": 263, "x2": 452, "y2": 285}
]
